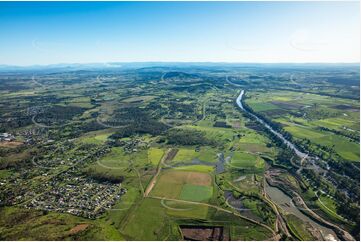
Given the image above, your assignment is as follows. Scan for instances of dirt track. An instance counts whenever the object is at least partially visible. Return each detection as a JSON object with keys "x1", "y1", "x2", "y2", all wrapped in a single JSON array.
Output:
[
  {"x1": 148, "y1": 195, "x2": 278, "y2": 239},
  {"x1": 144, "y1": 148, "x2": 178, "y2": 197}
]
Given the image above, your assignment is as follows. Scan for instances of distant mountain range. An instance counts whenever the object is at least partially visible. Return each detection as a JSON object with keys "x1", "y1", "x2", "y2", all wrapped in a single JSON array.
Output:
[{"x1": 0, "y1": 62, "x2": 358, "y2": 73}]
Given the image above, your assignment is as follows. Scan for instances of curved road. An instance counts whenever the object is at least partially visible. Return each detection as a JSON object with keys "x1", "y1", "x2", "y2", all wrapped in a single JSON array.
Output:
[{"x1": 148, "y1": 195, "x2": 278, "y2": 240}]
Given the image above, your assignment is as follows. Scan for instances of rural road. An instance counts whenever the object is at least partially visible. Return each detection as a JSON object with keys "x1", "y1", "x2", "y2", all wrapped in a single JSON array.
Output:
[
  {"x1": 292, "y1": 193, "x2": 355, "y2": 241},
  {"x1": 261, "y1": 179, "x2": 291, "y2": 238}
]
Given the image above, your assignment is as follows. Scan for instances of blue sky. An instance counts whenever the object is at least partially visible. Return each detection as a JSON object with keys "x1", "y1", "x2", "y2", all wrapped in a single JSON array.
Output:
[{"x1": 0, "y1": 1, "x2": 359, "y2": 65}]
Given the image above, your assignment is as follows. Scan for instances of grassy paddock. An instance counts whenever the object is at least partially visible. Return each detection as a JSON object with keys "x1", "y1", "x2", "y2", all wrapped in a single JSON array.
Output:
[{"x1": 179, "y1": 184, "x2": 213, "y2": 202}]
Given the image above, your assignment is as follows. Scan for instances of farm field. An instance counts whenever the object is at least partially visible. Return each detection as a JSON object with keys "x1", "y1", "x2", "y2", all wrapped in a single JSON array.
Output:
[
  {"x1": 0, "y1": 64, "x2": 359, "y2": 241},
  {"x1": 179, "y1": 184, "x2": 213, "y2": 202},
  {"x1": 150, "y1": 170, "x2": 212, "y2": 199},
  {"x1": 172, "y1": 147, "x2": 218, "y2": 163},
  {"x1": 229, "y1": 152, "x2": 265, "y2": 170},
  {"x1": 245, "y1": 90, "x2": 360, "y2": 162},
  {"x1": 1, "y1": 0, "x2": 360, "y2": 240}
]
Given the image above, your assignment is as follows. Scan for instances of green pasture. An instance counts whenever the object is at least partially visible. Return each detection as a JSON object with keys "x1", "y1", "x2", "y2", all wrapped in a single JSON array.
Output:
[
  {"x1": 285, "y1": 214, "x2": 316, "y2": 241},
  {"x1": 148, "y1": 148, "x2": 165, "y2": 165},
  {"x1": 313, "y1": 134, "x2": 359, "y2": 161},
  {"x1": 87, "y1": 147, "x2": 148, "y2": 178},
  {"x1": 247, "y1": 101, "x2": 280, "y2": 112},
  {"x1": 76, "y1": 129, "x2": 114, "y2": 145},
  {"x1": 151, "y1": 170, "x2": 212, "y2": 199},
  {"x1": 229, "y1": 152, "x2": 264, "y2": 169},
  {"x1": 174, "y1": 165, "x2": 214, "y2": 173},
  {"x1": 316, "y1": 195, "x2": 346, "y2": 222},
  {"x1": 172, "y1": 147, "x2": 217, "y2": 163},
  {"x1": 179, "y1": 184, "x2": 213, "y2": 202},
  {"x1": 120, "y1": 198, "x2": 179, "y2": 240},
  {"x1": 184, "y1": 125, "x2": 235, "y2": 144},
  {"x1": 163, "y1": 200, "x2": 209, "y2": 219},
  {"x1": 230, "y1": 224, "x2": 272, "y2": 241}
]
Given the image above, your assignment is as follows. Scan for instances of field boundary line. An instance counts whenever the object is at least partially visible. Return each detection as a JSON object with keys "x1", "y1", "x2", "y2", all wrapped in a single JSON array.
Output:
[
  {"x1": 148, "y1": 195, "x2": 276, "y2": 237},
  {"x1": 144, "y1": 148, "x2": 177, "y2": 197}
]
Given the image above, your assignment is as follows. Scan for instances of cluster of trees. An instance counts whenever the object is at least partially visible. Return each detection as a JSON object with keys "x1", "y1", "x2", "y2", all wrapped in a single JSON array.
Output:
[
  {"x1": 164, "y1": 71, "x2": 200, "y2": 80},
  {"x1": 110, "y1": 120, "x2": 168, "y2": 139},
  {"x1": 107, "y1": 106, "x2": 169, "y2": 139},
  {"x1": 206, "y1": 105, "x2": 227, "y2": 120},
  {"x1": 167, "y1": 101, "x2": 196, "y2": 117},
  {"x1": 213, "y1": 121, "x2": 231, "y2": 128},
  {"x1": 112, "y1": 107, "x2": 148, "y2": 124},
  {"x1": 169, "y1": 83, "x2": 213, "y2": 93},
  {"x1": 275, "y1": 148, "x2": 296, "y2": 168},
  {"x1": 304, "y1": 105, "x2": 339, "y2": 120},
  {"x1": 0, "y1": 113, "x2": 33, "y2": 130},
  {"x1": 334, "y1": 190, "x2": 360, "y2": 239},
  {"x1": 0, "y1": 145, "x2": 34, "y2": 170},
  {"x1": 84, "y1": 167, "x2": 124, "y2": 184},
  {"x1": 296, "y1": 137, "x2": 359, "y2": 182},
  {"x1": 303, "y1": 169, "x2": 332, "y2": 194},
  {"x1": 0, "y1": 78, "x2": 29, "y2": 91},
  {"x1": 166, "y1": 128, "x2": 216, "y2": 146},
  {"x1": 79, "y1": 121, "x2": 106, "y2": 132},
  {"x1": 241, "y1": 101, "x2": 285, "y2": 132},
  {"x1": 35, "y1": 105, "x2": 86, "y2": 125}
]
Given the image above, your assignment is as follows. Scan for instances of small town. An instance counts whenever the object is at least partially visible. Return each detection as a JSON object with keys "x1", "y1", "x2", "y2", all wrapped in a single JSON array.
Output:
[{"x1": 25, "y1": 170, "x2": 126, "y2": 219}]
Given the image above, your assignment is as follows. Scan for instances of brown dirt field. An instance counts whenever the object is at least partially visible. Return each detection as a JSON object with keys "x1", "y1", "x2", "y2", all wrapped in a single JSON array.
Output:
[
  {"x1": 160, "y1": 170, "x2": 211, "y2": 186},
  {"x1": 186, "y1": 172, "x2": 212, "y2": 186},
  {"x1": 0, "y1": 141, "x2": 23, "y2": 148},
  {"x1": 181, "y1": 225, "x2": 229, "y2": 241},
  {"x1": 69, "y1": 224, "x2": 89, "y2": 235}
]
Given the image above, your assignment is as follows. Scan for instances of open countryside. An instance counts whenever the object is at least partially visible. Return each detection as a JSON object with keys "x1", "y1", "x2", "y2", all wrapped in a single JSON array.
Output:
[
  {"x1": 0, "y1": 1, "x2": 359, "y2": 241},
  {"x1": 0, "y1": 64, "x2": 359, "y2": 240}
]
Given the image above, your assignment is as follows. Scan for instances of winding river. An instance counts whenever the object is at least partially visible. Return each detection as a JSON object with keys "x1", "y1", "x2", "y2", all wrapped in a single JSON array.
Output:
[
  {"x1": 236, "y1": 90, "x2": 307, "y2": 158},
  {"x1": 236, "y1": 90, "x2": 338, "y2": 240}
]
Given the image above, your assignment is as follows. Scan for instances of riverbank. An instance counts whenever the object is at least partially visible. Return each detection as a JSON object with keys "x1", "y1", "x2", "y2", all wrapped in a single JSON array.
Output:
[{"x1": 235, "y1": 90, "x2": 355, "y2": 241}]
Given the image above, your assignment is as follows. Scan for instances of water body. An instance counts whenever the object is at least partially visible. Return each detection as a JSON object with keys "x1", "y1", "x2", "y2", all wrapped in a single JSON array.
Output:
[
  {"x1": 264, "y1": 182, "x2": 337, "y2": 240},
  {"x1": 215, "y1": 153, "x2": 226, "y2": 174},
  {"x1": 236, "y1": 90, "x2": 307, "y2": 159},
  {"x1": 236, "y1": 90, "x2": 337, "y2": 240}
]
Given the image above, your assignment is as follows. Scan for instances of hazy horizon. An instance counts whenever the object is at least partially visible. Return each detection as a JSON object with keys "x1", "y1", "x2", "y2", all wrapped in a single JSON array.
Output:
[{"x1": 1, "y1": 61, "x2": 360, "y2": 69}]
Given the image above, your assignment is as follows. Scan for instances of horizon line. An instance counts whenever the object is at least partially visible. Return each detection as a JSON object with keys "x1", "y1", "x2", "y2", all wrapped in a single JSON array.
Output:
[{"x1": 1, "y1": 61, "x2": 360, "y2": 68}]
